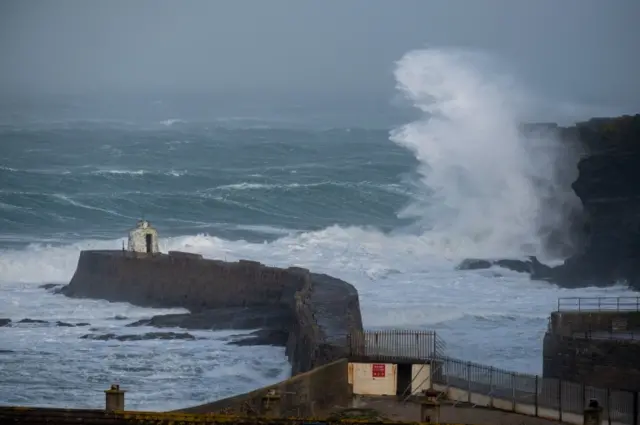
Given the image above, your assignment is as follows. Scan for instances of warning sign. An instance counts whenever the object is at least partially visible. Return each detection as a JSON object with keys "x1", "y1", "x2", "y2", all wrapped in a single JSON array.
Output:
[{"x1": 372, "y1": 363, "x2": 386, "y2": 378}]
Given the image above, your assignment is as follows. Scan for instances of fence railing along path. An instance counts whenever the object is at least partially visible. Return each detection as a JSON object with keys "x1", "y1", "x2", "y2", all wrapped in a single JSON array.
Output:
[
  {"x1": 557, "y1": 296, "x2": 640, "y2": 312},
  {"x1": 349, "y1": 329, "x2": 639, "y2": 425}
]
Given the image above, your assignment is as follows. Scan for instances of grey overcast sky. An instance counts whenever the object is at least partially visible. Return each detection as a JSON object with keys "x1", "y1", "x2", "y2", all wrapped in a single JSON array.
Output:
[{"x1": 1, "y1": 0, "x2": 638, "y2": 111}]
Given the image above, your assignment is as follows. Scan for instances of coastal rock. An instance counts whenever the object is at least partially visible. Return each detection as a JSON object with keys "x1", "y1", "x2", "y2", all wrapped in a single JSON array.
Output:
[
  {"x1": 56, "y1": 321, "x2": 90, "y2": 327},
  {"x1": 456, "y1": 259, "x2": 493, "y2": 270},
  {"x1": 551, "y1": 115, "x2": 640, "y2": 288},
  {"x1": 80, "y1": 332, "x2": 197, "y2": 341},
  {"x1": 0, "y1": 319, "x2": 10, "y2": 327},
  {"x1": 17, "y1": 318, "x2": 48, "y2": 324},
  {"x1": 228, "y1": 329, "x2": 290, "y2": 347},
  {"x1": 10, "y1": 318, "x2": 90, "y2": 327},
  {"x1": 39, "y1": 283, "x2": 62, "y2": 290},
  {"x1": 457, "y1": 257, "x2": 554, "y2": 280},
  {"x1": 126, "y1": 307, "x2": 292, "y2": 331},
  {"x1": 462, "y1": 115, "x2": 640, "y2": 290}
]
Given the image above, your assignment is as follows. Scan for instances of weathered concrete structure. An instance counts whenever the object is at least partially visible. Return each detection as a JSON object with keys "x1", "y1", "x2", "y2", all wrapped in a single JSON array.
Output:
[
  {"x1": 543, "y1": 297, "x2": 640, "y2": 391},
  {"x1": 59, "y1": 249, "x2": 363, "y2": 375},
  {"x1": 127, "y1": 220, "x2": 159, "y2": 253}
]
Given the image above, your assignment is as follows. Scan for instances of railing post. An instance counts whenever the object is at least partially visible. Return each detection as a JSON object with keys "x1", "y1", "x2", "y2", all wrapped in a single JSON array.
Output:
[
  {"x1": 432, "y1": 331, "x2": 436, "y2": 359},
  {"x1": 633, "y1": 391, "x2": 639, "y2": 425},
  {"x1": 511, "y1": 372, "x2": 516, "y2": 411},
  {"x1": 489, "y1": 366, "x2": 494, "y2": 408},
  {"x1": 467, "y1": 362, "x2": 472, "y2": 404},
  {"x1": 606, "y1": 388, "x2": 611, "y2": 425},
  {"x1": 534, "y1": 375, "x2": 539, "y2": 417},
  {"x1": 558, "y1": 379, "x2": 563, "y2": 423},
  {"x1": 579, "y1": 298, "x2": 582, "y2": 311}
]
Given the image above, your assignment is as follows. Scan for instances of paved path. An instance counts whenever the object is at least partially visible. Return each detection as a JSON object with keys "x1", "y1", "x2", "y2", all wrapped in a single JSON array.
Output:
[{"x1": 339, "y1": 396, "x2": 572, "y2": 425}]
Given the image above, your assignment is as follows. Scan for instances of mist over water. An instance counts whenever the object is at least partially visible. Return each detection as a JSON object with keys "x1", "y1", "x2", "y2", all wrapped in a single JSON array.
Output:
[{"x1": 0, "y1": 47, "x2": 634, "y2": 410}]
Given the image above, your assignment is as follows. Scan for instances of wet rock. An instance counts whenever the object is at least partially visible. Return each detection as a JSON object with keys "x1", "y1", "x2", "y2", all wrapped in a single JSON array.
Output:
[
  {"x1": 18, "y1": 318, "x2": 48, "y2": 324},
  {"x1": 228, "y1": 329, "x2": 289, "y2": 347},
  {"x1": 56, "y1": 321, "x2": 90, "y2": 327},
  {"x1": 457, "y1": 257, "x2": 554, "y2": 281},
  {"x1": 494, "y1": 259, "x2": 536, "y2": 274},
  {"x1": 80, "y1": 332, "x2": 196, "y2": 341},
  {"x1": 0, "y1": 319, "x2": 11, "y2": 327},
  {"x1": 456, "y1": 259, "x2": 493, "y2": 270},
  {"x1": 554, "y1": 115, "x2": 640, "y2": 288},
  {"x1": 39, "y1": 283, "x2": 62, "y2": 290},
  {"x1": 126, "y1": 307, "x2": 292, "y2": 331}
]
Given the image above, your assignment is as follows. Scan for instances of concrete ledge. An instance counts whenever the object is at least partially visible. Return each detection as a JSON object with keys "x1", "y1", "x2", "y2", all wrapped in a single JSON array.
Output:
[{"x1": 178, "y1": 359, "x2": 350, "y2": 416}]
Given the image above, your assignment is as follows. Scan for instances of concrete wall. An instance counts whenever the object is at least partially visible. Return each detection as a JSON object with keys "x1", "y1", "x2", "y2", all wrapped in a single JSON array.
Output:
[
  {"x1": 178, "y1": 359, "x2": 351, "y2": 417},
  {"x1": 549, "y1": 311, "x2": 640, "y2": 336},
  {"x1": 62, "y1": 250, "x2": 308, "y2": 311},
  {"x1": 543, "y1": 333, "x2": 640, "y2": 391},
  {"x1": 61, "y1": 250, "x2": 363, "y2": 377},
  {"x1": 544, "y1": 311, "x2": 640, "y2": 391}
]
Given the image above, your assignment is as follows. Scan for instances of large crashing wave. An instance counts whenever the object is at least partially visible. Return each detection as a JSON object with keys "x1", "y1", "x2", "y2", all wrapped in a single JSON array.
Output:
[
  {"x1": 390, "y1": 47, "x2": 581, "y2": 260},
  {"x1": 0, "y1": 48, "x2": 585, "y2": 291}
]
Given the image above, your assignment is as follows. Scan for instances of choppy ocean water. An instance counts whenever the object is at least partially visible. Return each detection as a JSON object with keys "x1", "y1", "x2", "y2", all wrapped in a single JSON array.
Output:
[{"x1": 1, "y1": 48, "x2": 635, "y2": 410}]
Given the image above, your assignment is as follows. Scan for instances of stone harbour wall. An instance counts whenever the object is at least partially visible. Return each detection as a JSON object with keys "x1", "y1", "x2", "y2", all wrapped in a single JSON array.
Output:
[{"x1": 60, "y1": 250, "x2": 363, "y2": 376}]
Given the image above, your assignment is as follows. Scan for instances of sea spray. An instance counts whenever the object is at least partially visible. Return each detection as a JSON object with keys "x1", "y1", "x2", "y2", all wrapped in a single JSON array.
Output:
[{"x1": 390, "y1": 47, "x2": 581, "y2": 260}]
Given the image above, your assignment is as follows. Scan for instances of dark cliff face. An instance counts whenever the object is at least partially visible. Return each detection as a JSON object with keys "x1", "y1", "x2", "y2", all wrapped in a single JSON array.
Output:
[
  {"x1": 520, "y1": 122, "x2": 586, "y2": 258},
  {"x1": 555, "y1": 114, "x2": 640, "y2": 288},
  {"x1": 460, "y1": 115, "x2": 640, "y2": 289}
]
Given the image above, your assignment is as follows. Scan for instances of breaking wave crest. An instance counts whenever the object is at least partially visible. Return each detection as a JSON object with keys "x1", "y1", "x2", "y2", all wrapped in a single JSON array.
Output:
[{"x1": 391, "y1": 48, "x2": 579, "y2": 259}]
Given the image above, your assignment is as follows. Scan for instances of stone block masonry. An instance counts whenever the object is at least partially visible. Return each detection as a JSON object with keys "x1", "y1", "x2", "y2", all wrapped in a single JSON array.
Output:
[
  {"x1": 59, "y1": 250, "x2": 363, "y2": 376},
  {"x1": 543, "y1": 299, "x2": 640, "y2": 391}
]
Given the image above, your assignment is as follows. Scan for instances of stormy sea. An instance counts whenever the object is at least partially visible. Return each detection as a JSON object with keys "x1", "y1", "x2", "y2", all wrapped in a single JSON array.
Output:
[{"x1": 0, "y1": 48, "x2": 634, "y2": 410}]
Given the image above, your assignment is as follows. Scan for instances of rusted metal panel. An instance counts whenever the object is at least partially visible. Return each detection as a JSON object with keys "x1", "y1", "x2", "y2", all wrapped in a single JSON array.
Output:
[{"x1": 351, "y1": 362, "x2": 397, "y2": 396}]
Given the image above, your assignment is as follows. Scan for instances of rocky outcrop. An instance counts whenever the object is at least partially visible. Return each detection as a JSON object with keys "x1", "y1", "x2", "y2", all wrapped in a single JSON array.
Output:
[
  {"x1": 80, "y1": 332, "x2": 197, "y2": 341},
  {"x1": 124, "y1": 307, "x2": 293, "y2": 346},
  {"x1": 0, "y1": 318, "x2": 90, "y2": 327},
  {"x1": 125, "y1": 307, "x2": 293, "y2": 332},
  {"x1": 463, "y1": 115, "x2": 640, "y2": 289},
  {"x1": 546, "y1": 115, "x2": 640, "y2": 288},
  {"x1": 457, "y1": 256, "x2": 556, "y2": 281},
  {"x1": 59, "y1": 250, "x2": 363, "y2": 375}
]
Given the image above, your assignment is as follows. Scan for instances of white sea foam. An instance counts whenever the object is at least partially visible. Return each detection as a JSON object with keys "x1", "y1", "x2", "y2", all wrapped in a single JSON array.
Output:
[
  {"x1": 391, "y1": 48, "x2": 581, "y2": 260},
  {"x1": 0, "y1": 47, "x2": 622, "y2": 409}
]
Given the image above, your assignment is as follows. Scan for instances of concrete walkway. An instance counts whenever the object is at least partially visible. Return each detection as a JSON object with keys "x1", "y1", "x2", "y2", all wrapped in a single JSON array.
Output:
[{"x1": 337, "y1": 396, "x2": 568, "y2": 425}]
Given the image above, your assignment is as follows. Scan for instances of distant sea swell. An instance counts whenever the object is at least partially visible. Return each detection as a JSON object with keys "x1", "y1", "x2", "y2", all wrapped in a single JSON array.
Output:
[{"x1": 0, "y1": 122, "x2": 414, "y2": 246}]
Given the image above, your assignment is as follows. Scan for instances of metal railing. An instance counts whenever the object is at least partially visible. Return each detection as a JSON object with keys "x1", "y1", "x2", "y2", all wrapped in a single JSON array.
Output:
[
  {"x1": 558, "y1": 297, "x2": 640, "y2": 312},
  {"x1": 347, "y1": 329, "x2": 639, "y2": 424},
  {"x1": 347, "y1": 329, "x2": 445, "y2": 363},
  {"x1": 433, "y1": 356, "x2": 636, "y2": 424}
]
